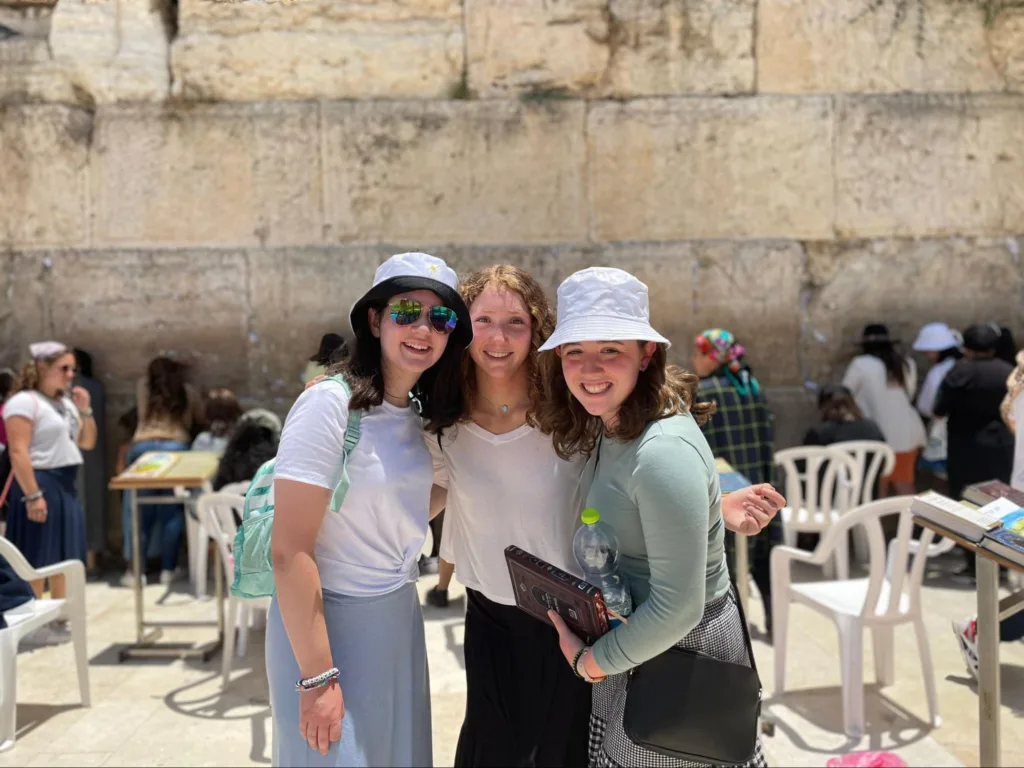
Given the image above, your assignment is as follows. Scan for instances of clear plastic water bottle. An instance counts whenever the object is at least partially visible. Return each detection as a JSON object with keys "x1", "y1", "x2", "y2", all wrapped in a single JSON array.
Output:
[{"x1": 573, "y1": 507, "x2": 632, "y2": 627}]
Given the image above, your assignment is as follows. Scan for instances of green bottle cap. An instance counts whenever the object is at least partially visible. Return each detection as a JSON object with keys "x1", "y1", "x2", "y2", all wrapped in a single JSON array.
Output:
[{"x1": 581, "y1": 508, "x2": 600, "y2": 525}]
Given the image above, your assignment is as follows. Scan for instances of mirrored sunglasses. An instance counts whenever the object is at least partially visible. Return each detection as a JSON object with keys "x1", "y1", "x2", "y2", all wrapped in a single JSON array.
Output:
[{"x1": 388, "y1": 299, "x2": 458, "y2": 335}]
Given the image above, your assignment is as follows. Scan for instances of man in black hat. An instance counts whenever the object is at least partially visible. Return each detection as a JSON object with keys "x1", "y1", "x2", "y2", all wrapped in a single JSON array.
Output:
[{"x1": 933, "y1": 323, "x2": 1015, "y2": 579}]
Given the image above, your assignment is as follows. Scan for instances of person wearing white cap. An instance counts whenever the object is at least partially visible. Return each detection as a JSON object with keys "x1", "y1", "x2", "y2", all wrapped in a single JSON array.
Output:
[
  {"x1": 266, "y1": 252, "x2": 471, "y2": 766},
  {"x1": 2, "y1": 342, "x2": 96, "y2": 630},
  {"x1": 535, "y1": 267, "x2": 767, "y2": 768},
  {"x1": 912, "y1": 322, "x2": 964, "y2": 419}
]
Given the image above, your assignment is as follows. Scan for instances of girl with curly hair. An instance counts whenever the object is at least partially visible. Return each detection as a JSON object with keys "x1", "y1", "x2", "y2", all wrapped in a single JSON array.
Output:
[
  {"x1": 424, "y1": 265, "x2": 781, "y2": 767},
  {"x1": 535, "y1": 267, "x2": 771, "y2": 768}
]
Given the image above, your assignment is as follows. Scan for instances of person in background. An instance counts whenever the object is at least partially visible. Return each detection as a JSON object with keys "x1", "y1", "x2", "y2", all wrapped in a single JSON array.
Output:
[
  {"x1": 73, "y1": 348, "x2": 108, "y2": 572},
  {"x1": 911, "y1": 323, "x2": 963, "y2": 486},
  {"x1": 842, "y1": 323, "x2": 925, "y2": 496},
  {"x1": 191, "y1": 388, "x2": 243, "y2": 453},
  {"x1": 691, "y1": 328, "x2": 781, "y2": 639},
  {"x1": 2, "y1": 342, "x2": 96, "y2": 627},
  {"x1": 302, "y1": 332, "x2": 349, "y2": 385},
  {"x1": 934, "y1": 323, "x2": 1015, "y2": 581},
  {"x1": 210, "y1": 408, "x2": 282, "y2": 492},
  {"x1": 120, "y1": 356, "x2": 206, "y2": 587},
  {"x1": 951, "y1": 340, "x2": 1024, "y2": 677},
  {"x1": 0, "y1": 367, "x2": 15, "y2": 449},
  {"x1": 804, "y1": 385, "x2": 886, "y2": 447},
  {"x1": 995, "y1": 325, "x2": 1017, "y2": 366}
]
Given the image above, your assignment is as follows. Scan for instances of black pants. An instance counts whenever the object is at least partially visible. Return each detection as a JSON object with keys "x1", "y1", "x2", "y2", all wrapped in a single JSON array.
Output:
[
  {"x1": 725, "y1": 520, "x2": 781, "y2": 635},
  {"x1": 455, "y1": 588, "x2": 591, "y2": 767}
]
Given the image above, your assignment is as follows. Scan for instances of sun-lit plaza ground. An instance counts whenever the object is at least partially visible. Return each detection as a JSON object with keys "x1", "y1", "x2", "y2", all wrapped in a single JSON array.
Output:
[{"x1": 2, "y1": 544, "x2": 1023, "y2": 768}]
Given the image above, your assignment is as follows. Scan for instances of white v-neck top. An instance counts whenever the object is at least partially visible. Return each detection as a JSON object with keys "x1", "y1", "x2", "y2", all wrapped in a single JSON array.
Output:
[{"x1": 428, "y1": 423, "x2": 585, "y2": 604}]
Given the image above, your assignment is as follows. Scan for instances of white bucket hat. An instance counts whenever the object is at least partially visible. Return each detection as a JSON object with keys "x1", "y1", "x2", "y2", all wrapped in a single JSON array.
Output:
[
  {"x1": 912, "y1": 322, "x2": 963, "y2": 352},
  {"x1": 538, "y1": 267, "x2": 670, "y2": 352}
]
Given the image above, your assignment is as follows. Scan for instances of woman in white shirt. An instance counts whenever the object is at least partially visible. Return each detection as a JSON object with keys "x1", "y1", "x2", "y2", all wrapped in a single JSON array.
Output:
[
  {"x1": 266, "y1": 253, "x2": 471, "y2": 767},
  {"x1": 427, "y1": 265, "x2": 784, "y2": 766},
  {"x1": 912, "y1": 322, "x2": 963, "y2": 477},
  {"x1": 842, "y1": 324, "x2": 926, "y2": 496},
  {"x1": 2, "y1": 342, "x2": 97, "y2": 604}
]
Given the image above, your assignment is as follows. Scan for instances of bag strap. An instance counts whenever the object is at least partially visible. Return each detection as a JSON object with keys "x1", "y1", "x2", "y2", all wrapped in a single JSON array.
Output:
[
  {"x1": 0, "y1": 395, "x2": 40, "y2": 507},
  {"x1": 731, "y1": 580, "x2": 759, "y2": 677},
  {"x1": 325, "y1": 375, "x2": 362, "y2": 512}
]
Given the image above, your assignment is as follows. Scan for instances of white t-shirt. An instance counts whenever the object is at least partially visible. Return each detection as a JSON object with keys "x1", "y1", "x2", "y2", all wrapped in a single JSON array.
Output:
[
  {"x1": 842, "y1": 355, "x2": 926, "y2": 453},
  {"x1": 2, "y1": 391, "x2": 83, "y2": 469},
  {"x1": 916, "y1": 357, "x2": 957, "y2": 419},
  {"x1": 274, "y1": 380, "x2": 433, "y2": 597},
  {"x1": 429, "y1": 423, "x2": 585, "y2": 605},
  {"x1": 1011, "y1": 394, "x2": 1024, "y2": 492}
]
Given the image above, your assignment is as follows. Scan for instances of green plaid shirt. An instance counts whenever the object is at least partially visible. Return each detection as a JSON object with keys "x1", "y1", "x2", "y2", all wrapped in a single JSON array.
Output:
[{"x1": 698, "y1": 373, "x2": 775, "y2": 486}]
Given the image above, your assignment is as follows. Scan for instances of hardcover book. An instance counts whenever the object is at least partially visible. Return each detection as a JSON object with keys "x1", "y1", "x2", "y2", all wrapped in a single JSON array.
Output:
[
  {"x1": 910, "y1": 491, "x2": 1002, "y2": 543},
  {"x1": 962, "y1": 480, "x2": 1024, "y2": 509},
  {"x1": 504, "y1": 545, "x2": 610, "y2": 644}
]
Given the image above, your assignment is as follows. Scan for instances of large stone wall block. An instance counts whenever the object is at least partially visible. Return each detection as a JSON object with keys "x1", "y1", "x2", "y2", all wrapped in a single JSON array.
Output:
[
  {"x1": 91, "y1": 103, "x2": 323, "y2": 248},
  {"x1": 45, "y1": 251, "x2": 253, "y2": 399},
  {"x1": 803, "y1": 237, "x2": 1024, "y2": 383},
  {"x1": 324, "y1": 100, "x2": 588, "y2": 244},
  {"x1": 172, "y1": 0, "x2": 464, "y2": 100},
  {"x1": 588, "y1": 97, "x2": 834, "y2": 241},
  {"x1": 0, "y1": 106, "x2": 90, "y2": 248},
  {"x1": 835, "y1": 95, "x2": 1024, "y2": 238},
  {"x1": 465, "y1": 0, "x2": 754, "y2": 98},
  {"x1": 758, "y1": 0, "x2": 1018, "y2": 94}
]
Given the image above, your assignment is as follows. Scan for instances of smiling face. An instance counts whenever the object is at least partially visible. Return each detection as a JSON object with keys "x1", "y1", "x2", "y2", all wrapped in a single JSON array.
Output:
[
  {"x1": 468, "y1": 284, "x2": 533, "y2": 381},
  {"x1": 558, "y1": 340, "x2": 657, "y2": 426},
  {"x1": 369, "y1": 289, "x2": 451, "y2": 378},
  {"x1": 39, "y1": 352, "x2": 77, "y2": 395}
]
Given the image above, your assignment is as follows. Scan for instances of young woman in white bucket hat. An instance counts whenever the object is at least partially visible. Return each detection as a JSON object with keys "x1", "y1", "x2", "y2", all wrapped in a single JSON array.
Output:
[
  {"x1": 535, "y1": 266, "x2": 768, "y2": 768},
  {"x1": 267, "y1": 252, "x2": 471, "y2": 767}
]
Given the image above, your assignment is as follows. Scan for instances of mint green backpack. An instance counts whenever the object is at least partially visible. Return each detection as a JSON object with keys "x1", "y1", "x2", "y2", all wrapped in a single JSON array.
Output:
[{"x1": 230, "y1": 375, "x2": 362, "y2": 599}]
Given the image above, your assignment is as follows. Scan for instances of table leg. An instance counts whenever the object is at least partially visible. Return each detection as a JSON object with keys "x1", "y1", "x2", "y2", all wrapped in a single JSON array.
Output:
[
  {"x1": 977, "y1": 556, "x2": 1001, "y2": 768},
  {"x1": 215, "y1": 545, "x2": 225, "y2": 642},
  {"x1": 131, "y1": 488, "x2": 144, "y2": 644}
]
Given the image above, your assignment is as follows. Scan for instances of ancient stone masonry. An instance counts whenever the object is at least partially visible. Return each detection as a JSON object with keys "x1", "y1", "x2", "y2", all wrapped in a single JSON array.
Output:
[{"x1": 1, "y1": 0, "x2": 1024, "y2": 442}]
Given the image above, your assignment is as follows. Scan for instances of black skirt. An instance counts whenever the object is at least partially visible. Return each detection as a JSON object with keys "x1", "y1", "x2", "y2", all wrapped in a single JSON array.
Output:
[{"x1": 455, "y1": 588, "x2": 592, "y2": 768}]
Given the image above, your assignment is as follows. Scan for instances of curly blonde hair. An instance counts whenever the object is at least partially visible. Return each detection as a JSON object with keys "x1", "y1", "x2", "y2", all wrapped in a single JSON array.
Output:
[
  {"x1": 535, "y1": 344, "x2": 716, "y2": 461},
  {"x1": 456, "y1": 265, "x2": 556, "y2": 426},
  {"x1": 12, "y1": 348, "x2": 71, "y2": 394}
]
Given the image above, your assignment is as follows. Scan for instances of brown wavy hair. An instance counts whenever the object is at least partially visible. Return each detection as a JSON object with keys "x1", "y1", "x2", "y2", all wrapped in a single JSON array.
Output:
[
  {"x1": 13, "y1": 347, "x2": 73, "y2": 394},
  {"x1": 146, "y1": 356, "x2": 189, "y2": 421},
  {"x1": 457, "y1": 265, "x2": 556, "y2": 426},
  {"x1": 536, "y1": 343, "x2": 716, "y2": 461}
]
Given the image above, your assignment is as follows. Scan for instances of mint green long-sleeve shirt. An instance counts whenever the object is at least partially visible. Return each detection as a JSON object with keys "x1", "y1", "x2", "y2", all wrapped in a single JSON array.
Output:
[{"x1": 589, "y1": 412, "x2": 730, "y2": 676}]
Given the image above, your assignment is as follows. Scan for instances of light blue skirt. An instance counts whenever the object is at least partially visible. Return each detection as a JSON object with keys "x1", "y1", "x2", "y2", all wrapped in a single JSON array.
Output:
[{"x1": 266, "y1": 582, "x2": 432, "y2": 767}]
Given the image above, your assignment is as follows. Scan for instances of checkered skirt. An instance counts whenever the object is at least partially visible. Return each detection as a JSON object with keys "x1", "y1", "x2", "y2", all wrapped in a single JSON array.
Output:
[{"x1": 588, "y1": 590, "x2": 767, "y2": 768}]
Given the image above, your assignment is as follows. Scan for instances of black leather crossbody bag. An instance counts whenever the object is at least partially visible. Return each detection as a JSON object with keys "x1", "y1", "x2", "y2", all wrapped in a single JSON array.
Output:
[{"x1": 621, "y1": 589, "x2": 762, "y2": 765}]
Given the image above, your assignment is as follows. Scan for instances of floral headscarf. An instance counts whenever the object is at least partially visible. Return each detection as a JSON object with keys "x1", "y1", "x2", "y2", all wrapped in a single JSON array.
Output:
[{"x1": 695, "y1": 328, "x2": 760, "y2": 397}]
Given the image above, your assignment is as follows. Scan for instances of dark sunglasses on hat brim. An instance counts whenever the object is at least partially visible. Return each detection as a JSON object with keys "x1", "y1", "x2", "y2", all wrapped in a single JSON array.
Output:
[{"x1": 388, "y1": 298, "x2": 459, "y2": 335}]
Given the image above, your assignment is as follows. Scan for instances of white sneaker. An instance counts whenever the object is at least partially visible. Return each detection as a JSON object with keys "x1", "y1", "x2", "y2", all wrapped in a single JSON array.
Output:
[
  {"x1": 119, "y1": 570, "x2": 137, "y2": 588},
  {"x1": 160, "y1": 567, "x2": 189, "y2": 585},
  {"x1": 952, "y1": 617, "x2": 980, "y2": 680}
]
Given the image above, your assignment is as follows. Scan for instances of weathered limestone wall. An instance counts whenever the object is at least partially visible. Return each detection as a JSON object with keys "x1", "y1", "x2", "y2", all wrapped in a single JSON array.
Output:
[{"x1": 1, "y1": 0, "x2": 1023, "y2": 444}]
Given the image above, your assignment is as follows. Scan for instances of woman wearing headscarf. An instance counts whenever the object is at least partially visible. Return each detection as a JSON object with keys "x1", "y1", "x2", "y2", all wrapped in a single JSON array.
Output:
[
  {"x1": 691, "y1": 328, "x2": 780, "y2": 638},
  {"x1": 841, "y1": 324, "x2": 926, "y2": 496}
]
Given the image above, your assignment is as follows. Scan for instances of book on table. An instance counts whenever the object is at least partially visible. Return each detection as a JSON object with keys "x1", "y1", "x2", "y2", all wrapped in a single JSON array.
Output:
[
  {"x1": 962, "y1": 479, "x2": 1024, "y2": 509},
  {"x1": 504, "y1": 545, "x2": 610, "y2": 644},
  {"x1": 910, "y1": 490, "x2": 1002, "y2": 542},
  {"x1": 975, "y1": 496, "x2": 1024, "y2": 564}
]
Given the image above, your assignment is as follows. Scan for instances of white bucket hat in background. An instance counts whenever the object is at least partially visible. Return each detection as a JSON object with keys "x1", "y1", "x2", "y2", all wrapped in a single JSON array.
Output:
[
  {"x1": 912, "y1": 322, "x2": 963, "y2": 353},
  {"x1": 538, "y1": 267, "x2": 670, "y2": 352}
]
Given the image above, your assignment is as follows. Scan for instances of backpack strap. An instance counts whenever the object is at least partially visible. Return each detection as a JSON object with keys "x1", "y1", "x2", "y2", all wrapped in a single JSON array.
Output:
[{"x1": 325, "y1": 375, "x2": 362, "y2": 512}]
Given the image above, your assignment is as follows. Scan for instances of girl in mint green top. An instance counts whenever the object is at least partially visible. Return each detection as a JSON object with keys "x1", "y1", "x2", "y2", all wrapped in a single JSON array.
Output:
[{"x1": 536, "y1": 266, "x2": 773, "y2": 768}]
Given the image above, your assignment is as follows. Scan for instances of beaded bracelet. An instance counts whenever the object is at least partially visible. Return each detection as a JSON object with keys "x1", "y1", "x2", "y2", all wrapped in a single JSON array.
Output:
[{"x1": 295, "y1": 667, "x2": 340, "y2": 692}]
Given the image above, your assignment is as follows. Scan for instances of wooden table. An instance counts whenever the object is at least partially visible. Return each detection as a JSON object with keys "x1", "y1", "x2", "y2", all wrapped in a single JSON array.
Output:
[
  {"x1": 109, "y1": 451, "x2": 223, "y2": 662},
  {"x1": 716, "y1": 458, "x2": 753, "y2": 617},
  {"x1": 913, "y1": 516, "x2": 1024, "y2": 768}
]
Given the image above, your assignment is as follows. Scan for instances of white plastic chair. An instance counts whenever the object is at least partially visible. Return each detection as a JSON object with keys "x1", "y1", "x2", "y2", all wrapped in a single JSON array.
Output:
[
  {"x1": 771, "y1": 496, "x2": 954, "y2": 738},
  {"x1": 830, "y1": 441, "x2": 897, "y2": 563},
  {"x1": 0, "y1": 538, "x2": 90, "y2": 752},
  {"x1": 197, "y1": 491, "x2": 270, "y2": 686},
  {"x1": 774, "y1": 445, "x2": 859, "y2": 579},
  {"x1": 191, "y1": 481, "x2": 249, "y2": 599}
]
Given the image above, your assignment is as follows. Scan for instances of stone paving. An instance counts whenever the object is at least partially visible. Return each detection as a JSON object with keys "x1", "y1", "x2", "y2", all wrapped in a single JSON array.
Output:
[{"x1": 1, "y1": 551, "x2": 1022, "y2": 767}]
